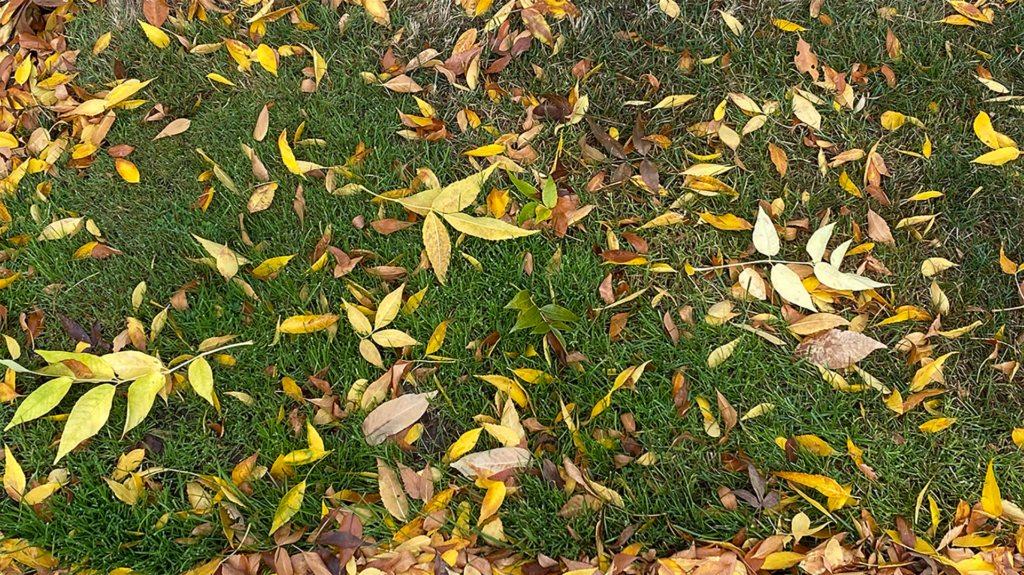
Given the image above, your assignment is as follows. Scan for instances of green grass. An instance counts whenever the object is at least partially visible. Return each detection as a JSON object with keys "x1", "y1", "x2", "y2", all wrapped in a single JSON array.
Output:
[{"x1": 2, "y1": 0, "x2": 1024, "y2": 572}]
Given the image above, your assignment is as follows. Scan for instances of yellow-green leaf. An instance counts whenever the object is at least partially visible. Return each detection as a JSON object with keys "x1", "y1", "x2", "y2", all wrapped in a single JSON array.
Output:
[
  {"x1": 124, "y1": 372, "x2": 167, "y2": 435},
  {"x1": 773, "y1": 471, "x2": 846, "y2": 498},
  {"x1": 5, "y1": 377, "x2": 73, "y2": 430},
  {"x1": 269, "y1": 480, "x2": 305, "y2": 535},
  {"x1": 102, "y1": 351, "x2": 164, "y2": 379},
  {"x1": 443, "y1": 212, "x2": 539, "y2": 241},
  {"x1": 708, "y1": 337, "x2": 741, "y2": 367},
  {"x1": 251, "y1": 254, "x2": 295, "y2": 280},
  {"x1": 188, "y1": 357, "x2": 216, "y2": 408},
  {"x1": 423, "y1": 211, "x2": 451, "y2": 284},
  {"x1": 55, "y1": 383, "x2": 116, "y2": 463}
]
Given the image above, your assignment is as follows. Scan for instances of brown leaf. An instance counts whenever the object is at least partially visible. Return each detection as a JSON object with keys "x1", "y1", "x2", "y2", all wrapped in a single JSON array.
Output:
[
  {"x1": 794, "y1": 328, "x2": 887, "y2": 369},
  {"x1": 716, "y1": 390, "x2": 738, "y2": 443},
  {"x1": 370, "y1": 219, "x2": 415, "y2": 235},
  {"x1": 600, "y1": 250, "x2": 643, "y2": 263},
  {"x1": 663, "y1": 310, "x2": 679, "y2": 345},
  {"x1": 382, "y1": 74, "x2": 423, "y2": 93},
  {"x1": 866, "y1": 209, "x2": 894, "y2": 246},
  {"x1": 864, "y1": 185, "x2": 891, "y2": 206},
  {"x1": 794, "y1": 38, "x2": 819, "y2": 81},
  {"x1": 809, "y1": 0, "x2": 824, "y2": 17},
  {"x1": 632, "y1": 115, "x2": 651, "y2": 156},
  {"x1": 640, "y1": 159, "x2": 659, "y2": 193},
  {"x1": 586, "y1": 117, "x2": 626, "y2": 159},
  {"x1": 609, "y1": 312, "x2": 629, "y2": 341},
  {"x1": 293, "y1": 184, "x2": 305, "y2": 225},
  {"x1": 598, "y1": 274, "x2": 615, "y2": 304},
  {"x1": 143, "y1": 0, "x2": 169, "y2": 27},
  {"x1": 767, "y1": 143, "x2": 788, "y2": 177},
  {"x1": 880, "y1": 65, "x2": 896, "y2": 88},
  {"x1": 107, "y1": 144, "x2": 134, "y2": 158},
  {"x1": 621, "y1": 233, "x2": 648, "y2": 254},
  {"x1": 885, "y1": 28, "x2": 901, "y2": 59},
  {"x1": 671, "y1": 370, "x2": 690, "y2": 417},
  {"x1": 362, "y1": 393, "x2": 432, "y2": 445}
]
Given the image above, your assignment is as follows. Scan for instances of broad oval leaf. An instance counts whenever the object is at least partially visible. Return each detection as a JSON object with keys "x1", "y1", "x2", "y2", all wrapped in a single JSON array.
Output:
[
  {"x1": 55, "y1": 383, "x2": 117, "y2": 463},
  {"x1": 374, "y1": 284, "x2": 405, "y2": 331},
  {"x1": 708, "y1": 337, "x2": 741, "y2": 367},
  {"x1": 423, "y1": 211, "x2": 451, "y2": 284},
  {"x1": 771, "y1": 264, "x2": 816, "y2": 311},
  {"x1": 362, "y1": 392, "x2": 433, "y2": 445},
  {"x1": 102, "y1": 351, "x2": 164, "y2": 379},
  {"x1": 124, "y1": 372, "x2": 167, "y2": 435},
  {"x1": 188, "y1": 357, "x2": 216, "y2": 407},
  {"x1": 5, "y1": 377, "x2": 74, "y2": 430},
  {"x1": 813, "y1": 261, "x2": 890, "y2": 291},
  {"x1": 371, "y1": 329, "x2": 419, "y2": 348},
  {"x1": 35, "y1": 351, "x2": 115, "y2": 380}
]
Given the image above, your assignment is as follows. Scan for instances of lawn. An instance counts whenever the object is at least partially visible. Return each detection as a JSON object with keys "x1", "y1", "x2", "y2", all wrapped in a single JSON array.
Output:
[{"x1": 1, "y1": 0, "x2": 1024, "y2": 573}]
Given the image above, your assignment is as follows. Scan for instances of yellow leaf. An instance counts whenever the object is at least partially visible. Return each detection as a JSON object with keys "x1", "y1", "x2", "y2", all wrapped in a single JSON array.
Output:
[
  {"x1": 482, "y1": 423, "x2": 520, "y2": 446},
  {"x1": 923, "y1": 135, "x2": 932, "y2": 158},
  {"x1": 910, "y1": 352, "x2": 956, "y2": 392},
  {"x1": 973, "y1": 112, "x2": 1016, "y2": 149},
  {"x1": 775, "y1": 435, "x2": 836, "y2": 456},
  {"x1": 752, "y1": 206, "x2": 780, "y2": 256},
  {"x1": 358, "y1": 340, "x2": 382, "y2": 367},
  {"x1": 921, "y1": 257, "x2": 958, "y2": 276},
  {"x1": 772, "y1": 19, "x2": 805, "y2": 31},
  {"x1": 447, "y1": 427, "x2": 483, "y2": 461},
  {"x1": 206, "y1": 73, "x2": 236, "y2": 86},
  {"x1": 973, "y1": 147, "x2": 1020, "y2": 165},
  {"x1": 371, "y1": 329, "x2": 419, "y2": 348},
  {"x1": 115, "y1": 158, "x2": 140, "y2": 183},
  {"x1": 278, "y1": 129, "x2": 304, "y2": 176},
  {"x1": 254, "y1": 44, "x2": 277, "y2": 75},
  {"x1": 24, "y1": 482, "x2": 61, "y2": 505},
  {"x1": 905, "y1": 190, "x2": 943, "y2": 202},
  {"x1": 426, "y1": 320, "x2": 451, "y2": 355},
  {"x1": 773, "y1": 471, "x2": 847, "y2": 498},
  {"x1": 652, "y1": 94, "x2": 697, "y2": 109},
  {"x1": 250, "y1": 254, "x2": 295, "y2": 280},
  {"x1": 93, "y1": 32, "x2": 112, "y2": 55},
  {"x1": 106, "y1": 78, "x2": 155, "y2": 108},
  {"x1": 696, "y1": 396, "x2": 720, "y2": 438},
  {"x1": 402, "y1": 287, "x2": 427, "y2": 315},
  {"x1": 1013, "y1": 428, "x2": 1024, "y2": 447},
  {"x1": 938, "y1": 321, "x2": 982, "y2": 339},
  {"x1": 741, "y1": 403, "x2": 774, "y2": 421},
  {"x1": 428, "y1": 165, "x2": 498, "y2": 214},
  {"x1": 362, "y1": 0, "x2": 390, "y2": 25},
  {"x1": 885, "y1": 389, "x2": 904, "y2": 415},
  {"x1": 464, "y1": 144, "x2": 505, "y2": 156},
  {"x1": 4, "y1": 446, "x2": 26, "y2": 501},
  {"x1": 698, "y1": 212, "x2": 752, "y2": 231},
  {"x1": 792, "y1": 92, "x2": 821, "y2": 130},
  {"x1": 718, "y1": 10, "x2": 744, "y2": 34},
  {"x1": 983, "y1": 460, "x2": 1002, "y2": 517},
  {"x1": 343, "y1": 302, "x2": 373, "y2": 337},
  {"x1": 188, "y1": 357, "x2": 216, "y2": 408},
  {"x1": 1000, "y1": 244, "x2": 1018, "y2": 274},
  {"x1": 443, "y1": 212, "x2": 539, "y2": 241},
  {"x1": 919, "y1": 417, "x2": 956, "y2": 433},
  {"x1": 269, "y1": 480, "x2": 305, "y2": 535},
  {"x1": 374, "y1": 283, "x2": 406, "y2": 331},
  {"x1": 476, "y1": 375, "x2": 528, "y2": 407},
  {"x1": 478, "y1": 480, "x2": 506, "y2": 524},
  {"x1": 38, "y1": 217, "x2": 85, "y2": 241},
  {"x1": 881, "y1": 111, "x2": 906, "y2": 130},
  {"x1": 280, "y1": 314, "x2": 340, "y2": 333},
  {"x1": 708, "y1": 337, "x2": 741, "y2": 367},
  {"x1": 55, "y1": 383, "x2": 116, "y2": 463},
  {"x1": 308, "y1": 45, "x2": 326, "y2": 86},
  {"x1": 247, "y1": 182, "x2": 278, "y2": 213},
  {"x1": 192, "y1": 234, "x2": 249, "y2": 280},
  {"x1": 762, "y1": 552, "x2": 805, "y2": 570},
  {"x1": 138, "y1": 21, "x2": 170, "y2": 48},
  {"x1": 103, "y1": 351, "x2": 164, "y2": 379}
]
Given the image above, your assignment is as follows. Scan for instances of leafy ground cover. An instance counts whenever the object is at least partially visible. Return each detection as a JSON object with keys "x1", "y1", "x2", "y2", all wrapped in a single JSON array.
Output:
[{"x1": 1, "y1": 0, "x2": 1024, "y2": 573}]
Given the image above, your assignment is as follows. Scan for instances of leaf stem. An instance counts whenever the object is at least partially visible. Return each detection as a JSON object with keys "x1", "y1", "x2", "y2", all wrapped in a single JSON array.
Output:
[
  {"x1": 991, "y1": 305, "x2": 1024, "y2": 313},
  {"x1": 689, "y1": 259, "x2": 807, "y2": 272},
  {"x1": 166, "y1": 341, "x2": 255, "y2": 374}
]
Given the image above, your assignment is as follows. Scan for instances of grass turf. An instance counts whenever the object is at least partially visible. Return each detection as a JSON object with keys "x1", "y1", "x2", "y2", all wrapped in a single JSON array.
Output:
[{"x1": 1, "y1": 0, "x2": 1024, "y2": 572}]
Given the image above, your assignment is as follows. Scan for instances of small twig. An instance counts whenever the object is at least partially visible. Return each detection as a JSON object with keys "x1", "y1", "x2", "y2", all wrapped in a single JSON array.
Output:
[
  {"x1": 991, "y1": 305, "x2": 1024, "y2": 313},
  {"x1": 689, "y1": 259, "x2": 807, "y2": 272}
]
